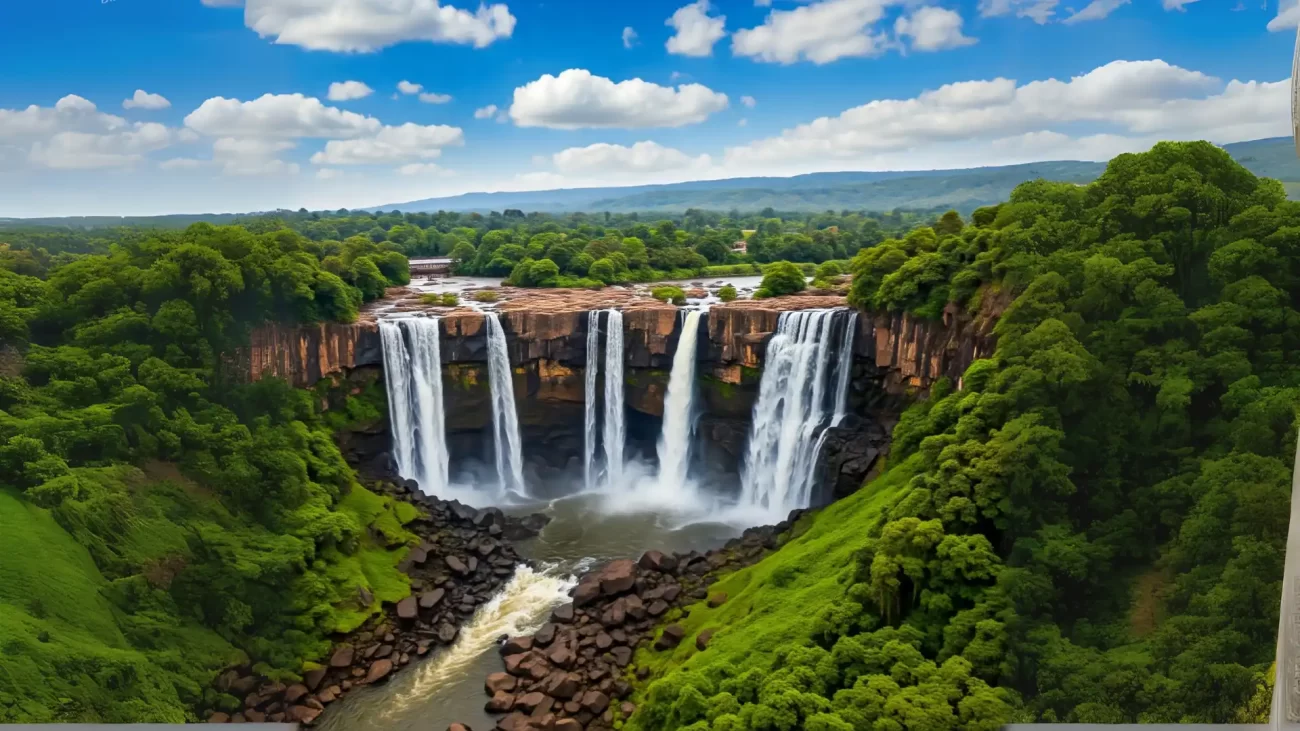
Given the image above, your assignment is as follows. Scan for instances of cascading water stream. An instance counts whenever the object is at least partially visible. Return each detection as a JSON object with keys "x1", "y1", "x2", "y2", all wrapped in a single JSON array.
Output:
[
  {"x1": 379, "y1": 317, "x2": 449, "y2": 496},
  {"x1": 806, "y1": 311, "x2": 859, "y2": 495},
  {"x1": 583, "y1": 310, "x2": 600, "y2": 492},
  {"x1": 655, "y1": 309, "x2": 704, "y2": 493},
  {"x1": 739, "y1": 309, "x2": 850, "y2": 516},
  {"x1": 601, "y1": 309, "x2": 626, "y2": 490},
  {"x1": 484, "y1": 312, "x2": 526, "y2": 496}
]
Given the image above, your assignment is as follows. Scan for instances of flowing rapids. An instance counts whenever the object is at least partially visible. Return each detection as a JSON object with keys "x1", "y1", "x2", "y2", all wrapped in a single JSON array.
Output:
[
  {"x1": 583, "y1": 310, "x2": 600, "y2": 492},
  {"x1": 485, "y1": 312, "x2": 527, "y2": 496},
  {"x1": 377, "y1": 565, "x2": 576, "y2": 721},
  {"x1": 601, "y1": 309, "x2": 626, "y2": 490},
  {"x1": 655, "y1": 309, "x2": 704, "y2": 493},
  {"x1": 379, "y1": 317, "x2": 449, "y2": 495},
  {"x1": 739, "y1": 309, "x2": 854, "y2": 517},
  {"x1": 806, "y1": 311, "x2": 859, "y2": 493}
]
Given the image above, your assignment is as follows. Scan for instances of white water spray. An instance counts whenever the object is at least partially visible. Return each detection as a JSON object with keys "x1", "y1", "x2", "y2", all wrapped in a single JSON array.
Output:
[
  {"x1": 806, "y1": 311, "x2": 859, "y2": 497},
  {"x1": 485, "y1": 312, "x2": 526, "y2": 495},
  {"x1": 583, "y1": 310, "x2": 600, "y2": 492},
  {"x1": 379, "y1": 317, "x2": 449, "y2": 496},
  {"x1": 601, "y1": 309, "x2": 626, "y2": 490},
  {"x1": 378, "y1": 565, "x2": 576, "y2": 720},
  {"x1": 655, "y1": 309, "x2": 704, "y2": 492},
  {"x1": 739, "y1": 309, "x2": 850, "y2": 516}
]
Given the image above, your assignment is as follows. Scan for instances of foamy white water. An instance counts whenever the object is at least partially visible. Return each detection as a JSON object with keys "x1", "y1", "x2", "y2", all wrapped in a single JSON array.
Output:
[
  {"x1": 601, "y1": 309, "x2": 626, "y2": 490},
  {"x1": 380, "y1": 317, "x2": 450, "y2": 496},
  {"x1": 378, "y1": 565, "x2": 576, "y2": 720},
  {"x1": 740, "y1": 309, "x2": 849, "y2": 517},
  {"x1": 583, "y1": 310, "x2": 600, "y2": 492},
  {"x1": 485, "y1": 313, "x2": 527, "y2": 496},
  {"x1": 655, "y1": 309, "x2": 704, "y2": 494}
]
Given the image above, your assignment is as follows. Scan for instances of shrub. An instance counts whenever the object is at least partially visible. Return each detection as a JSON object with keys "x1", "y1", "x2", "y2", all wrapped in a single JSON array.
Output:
[
  {"x1": 651, "y1": 285, "x2": 687, "y2": 305},
  {"x1": 718, "y1": 285, "x2": 738, "y2": 302},
  {"x1": 588, "y1": 258, "x2": 617, "y2": 285},
  {"x1": 755, "y1": 261, "x2": 806, "y2": 299},
  {"x1": 418, "y1": 292, "x2": 459, "y2": 306},
  {"x1": 815, "y1": 260, "x2": 845, "y2": 279},
  {"x1": 472, "y1": 289, "x2": 499, "y2": 303},
  {"x1": 440, "y1": 292, "x2": 459, "y2": 306}
]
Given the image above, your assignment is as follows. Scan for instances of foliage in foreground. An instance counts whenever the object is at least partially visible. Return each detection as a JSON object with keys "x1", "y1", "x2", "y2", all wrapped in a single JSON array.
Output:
[
  {"x1": 633, "y1": 141, "x2": 1297, "y2": 729},
  {"x1": 0, "y1": 224, "x2": 416, "y2": 721}
]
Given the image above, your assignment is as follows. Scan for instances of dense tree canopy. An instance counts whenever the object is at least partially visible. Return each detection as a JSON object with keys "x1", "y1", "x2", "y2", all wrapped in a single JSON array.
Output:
[
  {"x1": 635, "y1": 141, "x2": 1297, "y2": 729},
  {"x1": 0, "y1": 224, "x2": 413, "y2": 722}
]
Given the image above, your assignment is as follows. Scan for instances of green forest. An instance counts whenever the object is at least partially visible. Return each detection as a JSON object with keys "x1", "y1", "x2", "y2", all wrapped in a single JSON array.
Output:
[
  {"x1": 0, "y1": 224, "x2": 417, "y2": 721},
  {"x1": 629, "y1": 141, "x2": 1294, "y2": 729}
]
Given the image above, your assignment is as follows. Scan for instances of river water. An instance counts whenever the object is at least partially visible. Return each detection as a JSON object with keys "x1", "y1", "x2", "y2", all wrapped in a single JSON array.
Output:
[{"x1": 315, "y1": 491, "x2": 742, "y2": 731}]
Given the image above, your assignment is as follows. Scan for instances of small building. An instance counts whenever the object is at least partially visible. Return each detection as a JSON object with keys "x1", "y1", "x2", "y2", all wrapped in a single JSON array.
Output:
[
  {"x1": 731, "y1": 240, "x2": 748, "y2": 254},
  {"x1": 408, "y1": 257, "x2": 454, "y2": 278}
]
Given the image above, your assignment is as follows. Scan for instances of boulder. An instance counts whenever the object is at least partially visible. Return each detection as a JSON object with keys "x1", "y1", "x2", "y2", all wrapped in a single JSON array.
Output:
[
  {"x1": 303, "y1": 668, "x2": 327, "y2": 691},
  {"x1": 534, "y1": 623, "x2": 557, "y2": 646},
  {"x1": 420, "y1": 588, "x2": 446, "y2": 608},
  {"x1": 610, "y1": 646, "x2": 633, "y2": 667},
  {"x1": 707, "y1": 592, "x2": 728, "y2": 608},
  {"x1": 543, "y1": 671, "x2": 581, "y2": 699},
  {"x1": 546, "y1": 644, "x2": 576, "y2": 669},
  {"x1": 364, "y1": 659, "x2": 394, "y2": 684},
  {"x1": 646, "y1": 600, "x2": 669, "y2": 617},
  {"x1": 515, "y1": 691, "x2": 547, "y2": 712},
  {"x1": 329, "y1": 645, "x2": 355, "y2": 668},
  {"x1": 408, "y1": 546, "x2": 428, "y2": 565},
  {"x1": 580, "y1": 690, "x2": 611, "y2": 715},
  {"x1": 654, "y1": 624, "x2": 685, "y2": 651},
  {"x1": 284, "y1": 684, "x2": 309, "y2": 704},
  {"x1": 485, "y1": 691, "x2": 515, "y2": 713},
  {"x1": 207, "y1": 712, "x2": 230, "y2": 723},
  {"x1": 485, "y1": 672, "x2": 517, "y2": 694},
  {"x1": 595, "y1": 632, "x2": 613, "y2": 650},
  {"x1": 285, "y1": 705, "x2": 322, "y2": 725},
  {"x1": 623, "y1": 594, "x2": 646, "y2": 620},
  {"x1": 598, "y1": 559, "x2": 637, "y2": 596},
  {"x1": 500, "y1": 636, "x2": 533, "y2": 656},
  {"x1": 696, "y1": 629, "x2": 715, "y2": 651},
  {"x1": 551, "y1": 603, "x2": 575, "y2": 623},
  {"x1": 554, "y1": 719, "x2": 583, "y2": 731},
  {"x1": 496, "y1": 712, "x2": 531, "y2": 731},
  {"x1": 572, "y1": 579, "x2": 601, "y2": 607},
  {"x1": 397, "y1": 596, "x2": 418, "y2": 620},
  {"x1": 638, "y1": 550, "x2": 677, "y2": 573},
  {"x1": 448, "y1": 724, "x2": 473, "y2": 731}
]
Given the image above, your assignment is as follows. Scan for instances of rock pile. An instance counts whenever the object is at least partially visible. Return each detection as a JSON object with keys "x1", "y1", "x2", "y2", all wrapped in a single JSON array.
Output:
[
  {"x1": 203, "y1": 479, "x2": 550, "y2": 725},
  {"x1": 471, "y1": 516, "x2": 803, "y2": 731}
]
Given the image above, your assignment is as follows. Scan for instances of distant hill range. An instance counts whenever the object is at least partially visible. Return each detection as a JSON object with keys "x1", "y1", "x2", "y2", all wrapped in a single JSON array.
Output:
[
  {"x1": 375, "y1": 137, "x2": 1300, "y2": 215},
  {"x1": 4, "y1": 138, "x2": 1298, "y2": 228}
]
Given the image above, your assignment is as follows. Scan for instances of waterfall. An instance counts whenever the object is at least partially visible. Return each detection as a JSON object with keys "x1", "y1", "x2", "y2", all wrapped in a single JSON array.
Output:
[
  {"x1": 739, "y1": 309, "x2": 850, "y2": 516},
  {"x1": 601, "y1": 309, "x2": 626, "y2": 489},
  {"x1": 806, "y1": 311, "x2": 859, "y2": 496},
  {"x1": 583, "y1": 310, "x2": 600, "y2": 492},
  {"x1": 655, "y1": 309, "x2": 703, "y2": 491},
  {"x1": 379, "y1": 317, "x2": 449, "y2": 496},
  {"x1": 485, "y1": 312, "x2": 526, "y2": 495}
]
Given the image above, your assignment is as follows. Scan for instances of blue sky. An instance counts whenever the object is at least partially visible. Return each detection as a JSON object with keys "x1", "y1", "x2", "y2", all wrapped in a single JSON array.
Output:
[{"x1": 0, "y1": 0, "x2": 1295, "y2": 217}]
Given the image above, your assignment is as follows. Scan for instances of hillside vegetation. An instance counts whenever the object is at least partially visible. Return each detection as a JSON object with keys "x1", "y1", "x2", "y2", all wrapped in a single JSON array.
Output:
[
  {"x1": 631, "y1": 141, "x2": 1295, "y2": 729},
  {"x1": 0, "y1": 224, "x2": 415, "y2": 721}
]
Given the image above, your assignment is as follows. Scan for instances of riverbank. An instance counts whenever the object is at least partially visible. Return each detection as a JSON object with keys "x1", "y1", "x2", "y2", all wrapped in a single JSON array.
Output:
[{"x1": 200, "y1": 479, "x2": 549, "y2": 725}]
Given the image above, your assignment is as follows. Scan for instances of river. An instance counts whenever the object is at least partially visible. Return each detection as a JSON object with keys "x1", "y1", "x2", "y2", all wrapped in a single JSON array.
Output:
[{"x1": 314, "y1": 491, "x2": 742, "y2": 731}]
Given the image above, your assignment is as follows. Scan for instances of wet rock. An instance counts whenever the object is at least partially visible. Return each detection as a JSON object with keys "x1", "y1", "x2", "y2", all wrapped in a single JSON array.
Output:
[
  {"x1": 515, "y1": 691, "x2": 547, "y2": 712},
  {"x1": 500, "y1": 636, "x2": 533, "y2": 656},
  {"x1": 420, "y1": 588, "x2": 446, "y2": 608},
  {"x1": 446, "y1": 556, "x2": 470, "y2": 575},
  {"x1": 534, "y1": 623, "x2": 556, "y2": 646},
  {"x1": 610, "y1": 646, "x2": 633, "y2": 667},
  {"x1": 654, "y1": 624, "x2": 685, "y2": 651},
  {"x1": 207, "y1": 712, "x2": 230, "y2": 723},
  {"x1": 580, "y1": 690, "x2": 611, "y2": 715},
  {"x1": 485, "y1": 691, "x2": 515, "y2": 713},
  {"x1": 598, "y1": 559, "x2": 637, "y2": 596},
  {"x1": 638, "y1": 550, "x2": 677, "y2": 573},
  {"x1": 244, "y1": 710, "x2": 266, "y2": 722},
  {"x1": 623, "y1": 594, "x2": 646, "y2": 620},
  {"x1": 437, "y1": 623, "x2": 460, "y2": 644},
  {"x1": 547, "y1": 643, "x2": 576, "y2": 669},
  {"x1": 707, "y1": 592, "x2": 728, "y2": 608},
  {"x1": 572, "y1": 579, "x2": 601, "y2": 607},
  {"x1": 364, "y1": 659, "x2": 394, "y2": 684},
  {"x1": 551, "y1": 603, "x2": 575, "y2": 623},
  {"x1": 599, "y1": 602, "x2": 625, "y2": 628},
  {"x1": 595, "y1": 632, "x2": 612, "y2": 650},
  {"x1": 284, "y1": 684, "x2": 309, "y2": 704},
  {"x1": 696, "y1": 629, "x2": 715, "y2": 651},
  {"x1": 448, "y1": 724, "x2": 473, "y2": 731},
  {"x1": 662, "y1": 585, "x2": 681, "y2": 602},
  {"x1": 646, "y1": 599, "x2": 669, "y2": 617},
  {"x1": 304, "y1": 668, "x2": 327, "y2": 692},
  {"x1": 286, "y1": 705, "x2": 322, "y2": 724},
  {"x1": 486, "y1": 672, "x2": 517, "y2": 694},
  {"x1": 543, "y1": 671, "x2": 581, "y2": 699},
  {"x1": 329, "y1": 645, "x2": 355, "y2": 668},
  {"x1": 408, "y1": 546, "x2": 428, "y2": 564},
  {"x1": 473, "y1": 507, "x2": 504, "y2": 527},
  {"x1": 554, "y1": 719, "x2": 582, "y2": 731},
  {"x1": 496, "y1": 712, "x2": 530, "y2": 731},
  {"x1": 397, "y1": 596, "x2": 419, "y2": 620}
]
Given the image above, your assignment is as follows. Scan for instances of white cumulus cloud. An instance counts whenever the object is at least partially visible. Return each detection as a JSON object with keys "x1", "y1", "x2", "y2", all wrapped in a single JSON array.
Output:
[
  {"x1": 309, "y1": 122, "x2": 464, "y2": 164},
  {"x1": 741, "y1": 95, "x2": 757, "y2": 108},
  {"x1": 732, "y1": 0, "x2": 905, "y2": 65},
  {"x1": 1062, "y1": 0, "x2": 1129, "y2": 24},
  {"x1": 0, "y1": 95, "x2": 180, "y2": 170},
  {"x1": 212, "y1": 137, "x2": 300, "y2": 176},
  {"x1": 508, "y1": 69, "x2": 728, "y2": 129},
  {"x1": 665, "y1": 0, "x2": 727, "y2": 57},
  {"x1": 123, "y1": 89, "x2": 171, "y2": 110},
  {"x1": 474, "y1": 104, "x2": 499, "y2": 119},
  {"x1": 1162, "y1": 0, "x2": 1199, "y2": 9},
  {"x1": 184, "y1": 93, "x2": 382, "y2": 139},
  {"x1": 327, "y1": 80, "x2": 374, "y2": 101},
  {"x1": 397, "y1": 80, "x2": 424, "y2": 95},
  {"x1": 1270, "y1": 0, "x2": 1300, "y2": 30},
  {"x1": 240, "y1": 0, "x2": 516, "y2": 52},
  {"x1": 397, "y1": 162, "x2": 451, "y2": 175},
  {"x1": 552, "y1": 141, "x2": 713, "y2": 175},
  {"x1": 721, "y1": 60, "x2": 1282, "y2": 174},
  {"x1": 977, "y1": 0, "x2": 1058, "y2": 23},
  {"x1": 418, "y1": 91, "x2": 452, "y2": 104},
  {"x1": 896, "y1": 7, "x2": 976, "y2": 51},
  {"x1": 622, "y1": 26, "x2": 638, "y2": 48}
]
